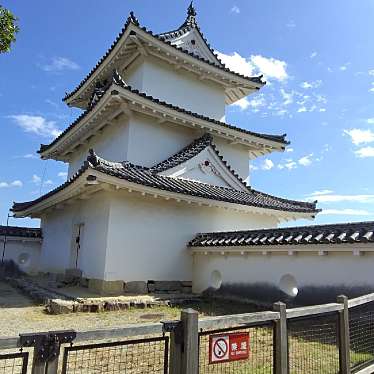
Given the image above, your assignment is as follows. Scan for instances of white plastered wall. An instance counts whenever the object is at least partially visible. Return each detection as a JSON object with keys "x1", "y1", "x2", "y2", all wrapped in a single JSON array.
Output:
[
  {"x1": 126, "y1": 113, "x2": 197, "y2": 167},
  {"x1": 103, "y1": 190, "x2": 278, "y2": 282},
  {"x1": 125, "y1": 55, "x2": 226, "y2": 121},
  {"x1": 192, "y1": 247, "x2": 374, "y2": 293},
  {"x1": 67, "y1": 119, "x2": 130, "y2": 178},
  {"x1": 0, "y1": 237, "x2": 41, "y2": 274},
  {"x1": 213, "y1": 137, "x2": 250, "y2": 183},
  {"x1": 39, "y1": 192, "x2": 110, "y2": 279}
]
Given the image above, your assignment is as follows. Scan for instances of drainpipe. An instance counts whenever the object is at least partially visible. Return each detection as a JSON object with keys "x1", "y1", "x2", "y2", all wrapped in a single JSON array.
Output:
[{"x1": 1, "y1": 212, "x2": 12, "y2": 264}]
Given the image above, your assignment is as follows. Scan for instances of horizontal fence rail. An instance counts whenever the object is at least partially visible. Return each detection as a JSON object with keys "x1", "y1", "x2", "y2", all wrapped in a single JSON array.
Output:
[{"x1": 1, "y1": 292, "x2": 374, "y2": 374}]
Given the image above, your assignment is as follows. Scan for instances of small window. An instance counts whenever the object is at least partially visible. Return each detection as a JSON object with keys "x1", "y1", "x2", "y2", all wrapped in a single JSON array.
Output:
[{"x1": 191, "y1": 39, "x2": 196, "y2": 45}]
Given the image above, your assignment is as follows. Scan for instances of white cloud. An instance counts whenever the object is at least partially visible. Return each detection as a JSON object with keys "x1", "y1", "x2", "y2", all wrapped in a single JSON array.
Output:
[
  {"x1": 298, "y1": 154, "x2": 313, "y2": 166},
  {"x1": 9, "y1": 115, "x2": 61, "y2": 138},
  {"x1": 249, "y1": 164, "x2": 258, "y2": 171},
  {"x1": 278, "y1": 160, "x2": 297, "y2": 170},
  {"x1": 231, "y1": 95, "x2": 266, "y2": 111},
  {"x1": 23, "y1": 153, "x2": 38, "y2": 159},
  {"x1": 307, "y1": 193, "x2": 374, "y2": 203},
  {"x1": 32, "y1": 174, "x2": 41, "y2": 184},
  {"x1": 370, "y1": 87, "x2": 374, "y2": 93},
  {"x1": 286, "y1": 20, "x2": 296, "y2": 28},
  {"x1": 367, "y1": 118, "x2": 374, "y2": 124},
  {"x1": 44, "y1": 180, "x2": 54, "y2": 185},
  {"x1": 261, "y1": 159, "x2": 274, "y2": 170},
  {"x1": 58, "y1": 172, "x2": 68, "y2": 179},
  {"x1": 369, "y1": 69, "x2": 374, "y2": 76},
  {"x1": 280, "y1": 89, "x2": 293, "y2": 105},
  {"x1": 0, "y1": 180, "x2": 23, "y2": 188},
  {"x1": 232, "y1": 97, "x2": 250, "y2": 110},
  {"x1": 216, "y1": 52, "x2": 254, "y2": 76},
  {"x1": 300, "y1": 80, "x2": 322, "y2": 89},
  {"x1": 320, "y1": 209, "x2": 372, "y2": 216},
  {"x1": 343, "y1": 128, "x2": 374, "y2": 145},
  {"x1": 309, "y1": 189, "x2": 334, "y2": 196},
  {"x1": 216, "y1": 51, "x2": 288, "y2": 81},
  {"x1": 355, "y1": 146, "x2": 374, "y2": 158},
  {"x1": 250, "y1": 55, "x2": 288, "y2": 81},
  {"x1": 286, "y1": 147, "x2": 294, "y2": 153},
  {"x1": 310, "y1": 52, "x2": 318, "y2": 59},
  {"x1": 230, "y1": 5, "x2": 240, "y2": 14},
  {"x1": 41, "y1": 57, "x2": 80, "y2": 72},
  {"x1": 297, "y1": 106, "x2": 307, "y2": 113}
]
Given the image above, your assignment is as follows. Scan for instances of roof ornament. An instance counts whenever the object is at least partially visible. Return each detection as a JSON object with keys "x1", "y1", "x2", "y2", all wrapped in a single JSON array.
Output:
[
  {"x1": 183, "y1": 1, "x2": 197, "y2": 27},
  {"x1": 87, "y1": 149, "x2": 99, "y2": 167},
  {"x1": 88, "y1": 80, "x2": 107, "y2": 108},
  {"x1": 128, "y1": 11, "x2": 139, "y2": 26},
  {"x1": 112, "y1": 69, "x2": 127, "y2": 87}
]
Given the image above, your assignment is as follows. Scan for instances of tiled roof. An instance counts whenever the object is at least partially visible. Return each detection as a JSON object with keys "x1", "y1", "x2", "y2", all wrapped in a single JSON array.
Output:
[
  {"x1": 150, "y1": 133, "x2": 249, "y2": 189},
  {"x1": 63, "y1": 10, "x2": 264, "y2": 103},
  {"x1": 188, "y1": 221, "x2": 374, "y2": 247},
  {"x1": 39, "y1": 71, "x2": 288, "y2": 155},
  {"x1": 13, "y1": 150, "x2": 319, "y2": 215},
  {"x1": 157, "y1": 2, "x2": 224, "y2": 67},
  {"x1": 0, "y1": 225, "x2": 41, "y2": 239}
]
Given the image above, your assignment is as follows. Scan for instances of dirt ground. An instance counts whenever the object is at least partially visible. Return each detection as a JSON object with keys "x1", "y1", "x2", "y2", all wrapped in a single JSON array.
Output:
[{"x1": 0, "y1": 281, "x2": 260, "y2": 337}]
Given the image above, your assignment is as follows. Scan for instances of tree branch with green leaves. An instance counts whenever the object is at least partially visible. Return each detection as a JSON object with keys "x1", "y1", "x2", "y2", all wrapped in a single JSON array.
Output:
[{"x1": 0, "y1": 4, "x2": 19, "y2": 53}]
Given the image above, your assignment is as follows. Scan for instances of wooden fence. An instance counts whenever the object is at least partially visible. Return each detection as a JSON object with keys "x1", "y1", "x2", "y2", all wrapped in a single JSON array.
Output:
[{"x1": 1, "y1": 292, "x2": 374, "y2": 373}]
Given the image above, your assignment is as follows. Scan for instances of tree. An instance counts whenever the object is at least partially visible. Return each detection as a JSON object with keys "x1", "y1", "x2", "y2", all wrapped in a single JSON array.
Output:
[{"x1": 0, "y1": 5, "x2": 19, "y2": 53}]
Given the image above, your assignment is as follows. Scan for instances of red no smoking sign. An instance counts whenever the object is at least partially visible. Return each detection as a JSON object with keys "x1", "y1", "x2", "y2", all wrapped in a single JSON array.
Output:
[{"x1": 209, "y1": 332, "x2": 250, "y2": 364}]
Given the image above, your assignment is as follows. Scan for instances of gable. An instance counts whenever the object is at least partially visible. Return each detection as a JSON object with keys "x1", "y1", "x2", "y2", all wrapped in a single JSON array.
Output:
[
  {"x1": 167, "y1": 28, "x2": 220, "y2": 65},
  {"x1": 158, "y1": 146, "x2": 248, "y2": 191}
]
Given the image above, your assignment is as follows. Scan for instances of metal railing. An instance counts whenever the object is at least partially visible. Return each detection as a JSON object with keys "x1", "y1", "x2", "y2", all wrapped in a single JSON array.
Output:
[{"x1": 1, "y1": 292, "x2": 374, "y2": 373}]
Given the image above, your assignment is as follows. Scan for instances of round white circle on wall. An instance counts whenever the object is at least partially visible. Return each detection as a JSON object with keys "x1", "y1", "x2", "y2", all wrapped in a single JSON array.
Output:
[
  {"x1": 210, "y1": 270, "x2": 222, "y2": 290},
  {"x1": 17, "y1": 253, "x2": 31, "y2": 267},
  {"x1": 279, "y1": 274, "x2": 298, "y2": 297}
]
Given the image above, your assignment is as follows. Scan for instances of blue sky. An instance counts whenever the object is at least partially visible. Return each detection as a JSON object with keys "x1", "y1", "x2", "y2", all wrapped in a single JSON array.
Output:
[{"x1": 1, "y1": 0, "x2": 374, "y2": 228}]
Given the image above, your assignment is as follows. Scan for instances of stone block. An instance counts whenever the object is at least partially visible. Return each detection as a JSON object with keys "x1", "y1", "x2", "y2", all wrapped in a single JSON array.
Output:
[
  {"x1": 182, "y1": 286, "x2": 192, "y2": 294},
  {"x1": 153, "y1": 281, "x2": 182, "y2": 292},
  {"x1": 46, "y1": 299, "x2": 75, "y2": 314},
  {"x1": 181, "y1": 281, "x2": 192, "y2": 287},
  {"x1": 80, "y1": 277, "x2": 89, "y2": 288},
  {"x1": 124, "y1": 281, "x2": 148, "y2": 294},
  {"x1": 65, "y1": 268, "x2": 82, "y2": 283},
  {"x1": 88, "y1": 279, "x2": 124, "y2": 295},
  {"x1": 118, "y1": 302, "x2": 130, "y2": 310}
]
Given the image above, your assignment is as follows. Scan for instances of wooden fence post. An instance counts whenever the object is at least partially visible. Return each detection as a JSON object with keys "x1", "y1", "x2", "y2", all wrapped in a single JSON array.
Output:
[
  {"x1": 273, "y1": 301, "x2": 288, "y2": 374},
  {"x1": 337, "y1": 295, "x2": 351, "y2": 374},
  {"x1": 181, "y1": 308, "x2": 199, "y2": 374},
  {"x1": 31, "y1": 347, "x2": 45, "y2": 374},
  {"x1": 167, "y1": 321, "x2": 183, "y2": 374}
]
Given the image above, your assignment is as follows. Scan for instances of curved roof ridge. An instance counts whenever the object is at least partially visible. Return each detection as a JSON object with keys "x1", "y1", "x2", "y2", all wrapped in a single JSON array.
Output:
[
  {"x1": 41, "y1": 74, "x2": 288, "y2": 156},
  {"x1": 157, "y1": 2, "x2": 224, "y2": 67},
  {"x1": 13, "y1": 150, "x2": 319, "y2": 216},
  {"x1": 63, "y1": 11, "x2": 264, "y2": 103},
  {"x1": 149, "y1": 133, "x2": 249, "y2": 190}
]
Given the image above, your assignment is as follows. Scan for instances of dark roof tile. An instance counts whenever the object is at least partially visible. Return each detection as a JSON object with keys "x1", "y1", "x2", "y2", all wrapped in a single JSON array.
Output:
[
  {"x1": 40, "y1": 72, "x2": 287, "y2": 156},
  {"x1": 0, "y1": 226, "x2": 41, "y2": 238},
  {"x1": 189, "y1": 221, "x2": 374, "y2": 247},
  {"x1": 13, "y1": 150, "x2": 318, "y2": 215},
  {"x1": 63, "y1": 11, "x2": 264, "y2": 103}
]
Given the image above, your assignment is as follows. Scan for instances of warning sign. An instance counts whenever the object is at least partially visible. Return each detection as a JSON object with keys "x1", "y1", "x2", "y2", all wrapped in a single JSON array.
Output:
[{"x1": 209, "y1": 332, "x2": 250, "y2": 364}]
